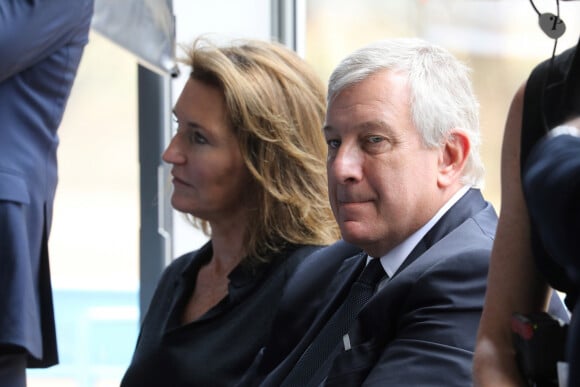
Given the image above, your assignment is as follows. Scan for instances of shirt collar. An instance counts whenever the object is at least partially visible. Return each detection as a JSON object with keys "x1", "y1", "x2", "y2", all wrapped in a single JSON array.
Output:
[
  {"x1": 369, "y1": 186, "x2": 470, "y2": 277},
  {"x1": 181, "y1": 242, "x2": 293, "y2": 303}
]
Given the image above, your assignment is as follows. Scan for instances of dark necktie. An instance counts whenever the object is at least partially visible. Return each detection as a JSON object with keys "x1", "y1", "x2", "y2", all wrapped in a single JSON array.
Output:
[{"x1": 281, "y1": 257, "x2": 386, "y2": 387}]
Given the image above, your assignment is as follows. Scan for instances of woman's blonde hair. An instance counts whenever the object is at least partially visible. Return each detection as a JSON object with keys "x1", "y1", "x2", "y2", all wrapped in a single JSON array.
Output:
[{"x1": 183, "y1": 38, "x2": 339, "y2": 264}]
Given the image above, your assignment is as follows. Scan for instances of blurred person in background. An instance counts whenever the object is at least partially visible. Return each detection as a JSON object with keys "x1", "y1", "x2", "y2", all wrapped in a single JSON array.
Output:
[
  {"x1": 474, "y1": 21, "x2": 580, "y2": 386},
  {"x1": 0, "y1": 1, "x2": 94, "y2": 386},
  {"x1": 120, "y1": 38, "x2": 344, "y2": 387}
]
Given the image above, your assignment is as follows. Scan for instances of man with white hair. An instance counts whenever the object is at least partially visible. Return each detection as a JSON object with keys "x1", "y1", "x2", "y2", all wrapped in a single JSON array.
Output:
[{"x1": 237, "y1": 37, "x2": 498, "y2": 387}]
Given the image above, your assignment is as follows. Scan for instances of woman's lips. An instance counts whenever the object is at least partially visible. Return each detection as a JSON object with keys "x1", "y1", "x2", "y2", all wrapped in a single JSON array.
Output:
[{"x1": 172, "y1": 175, "x2": 190, "y2": 187}]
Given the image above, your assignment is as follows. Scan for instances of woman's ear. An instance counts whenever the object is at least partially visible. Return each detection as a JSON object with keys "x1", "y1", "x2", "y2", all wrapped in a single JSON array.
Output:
[{"x1": 437, "y1": 130, "x2": 470, "y2": 188}]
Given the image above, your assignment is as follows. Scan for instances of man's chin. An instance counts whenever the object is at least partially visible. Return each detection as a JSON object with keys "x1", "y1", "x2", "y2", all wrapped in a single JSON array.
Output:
[{"x1": 339, "y1": 223, "x2": 374, "y2": 246}]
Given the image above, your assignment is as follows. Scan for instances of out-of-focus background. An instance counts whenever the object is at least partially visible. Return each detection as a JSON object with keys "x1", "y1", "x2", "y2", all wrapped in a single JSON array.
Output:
[{"x1": 26, "y1": 0, "x2": 580, "y2": 385}]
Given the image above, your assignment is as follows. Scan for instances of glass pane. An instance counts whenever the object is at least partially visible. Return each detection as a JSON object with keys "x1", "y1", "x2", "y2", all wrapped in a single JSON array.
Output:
[{"x1": 28, "y1": 31, "x2": 140, "y2": 387}]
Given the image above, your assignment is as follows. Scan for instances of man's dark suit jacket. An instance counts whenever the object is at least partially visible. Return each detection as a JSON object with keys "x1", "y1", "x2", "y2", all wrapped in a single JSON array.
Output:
[
  {"x1": 242, "y1": 189, "x2": 497, "y2": 387},
  {"x1": 0, "y1": 0, "x2": 93, "y2": 367}
]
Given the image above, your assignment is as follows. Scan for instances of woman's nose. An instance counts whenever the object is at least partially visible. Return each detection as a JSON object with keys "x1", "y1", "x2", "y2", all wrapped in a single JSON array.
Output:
[{"x1": 162, "y1": 136, "x2": 186, "y2": 165}]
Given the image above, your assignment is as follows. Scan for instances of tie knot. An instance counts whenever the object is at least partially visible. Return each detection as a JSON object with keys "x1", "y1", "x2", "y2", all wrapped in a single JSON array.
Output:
[{"x1": 357, "y1": 258, "x2": 385, "y2": 286}]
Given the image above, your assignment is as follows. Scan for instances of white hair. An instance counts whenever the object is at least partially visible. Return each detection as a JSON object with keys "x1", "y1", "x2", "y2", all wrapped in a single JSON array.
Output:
[{"x1": 328, "y1": 38, "x2": 484, "y2": 188}]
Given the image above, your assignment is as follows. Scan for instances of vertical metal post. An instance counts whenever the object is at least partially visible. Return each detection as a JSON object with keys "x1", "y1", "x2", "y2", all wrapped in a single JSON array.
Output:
[
  {"x1": 271, "y1": 0, "x2": 293, "y2": 49},
  {"x1": 271, "y1": 0, "x2": 306, "y2": 56},
  {"x1": 138, "y1": 64, "x2": 173, "y2": 321}
]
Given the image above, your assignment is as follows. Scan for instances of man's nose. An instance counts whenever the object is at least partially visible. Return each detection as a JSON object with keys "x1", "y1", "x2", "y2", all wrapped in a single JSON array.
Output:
[{"x1": 330, "y1": 145, "x2": 363, "y2": 184}]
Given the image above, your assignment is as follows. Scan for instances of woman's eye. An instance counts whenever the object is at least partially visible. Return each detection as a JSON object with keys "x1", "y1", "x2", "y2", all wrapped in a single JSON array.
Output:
[
  {"x1": 191, "y1": 131, "x2": 208, "y2": 145},
  {"x1": 327, "y1": 139, "x2": 340, "y2": 149}
]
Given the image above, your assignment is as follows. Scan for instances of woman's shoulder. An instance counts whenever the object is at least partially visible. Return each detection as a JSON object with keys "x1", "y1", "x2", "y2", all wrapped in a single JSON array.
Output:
[
  {"x1": 283, "y1": 243, "x2": 324, "y2": 263},
  {"x1": 265, "y1": 244, "x2": 323, "y2": 278},
  {"x1": 272, "y1": 240, "x2": 362, "y2": 282}
]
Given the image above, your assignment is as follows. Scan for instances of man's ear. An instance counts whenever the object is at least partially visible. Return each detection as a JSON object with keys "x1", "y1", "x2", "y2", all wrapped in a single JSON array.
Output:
[{"x1": 437, "y1": 130, "x2": 470, "y2": 188}]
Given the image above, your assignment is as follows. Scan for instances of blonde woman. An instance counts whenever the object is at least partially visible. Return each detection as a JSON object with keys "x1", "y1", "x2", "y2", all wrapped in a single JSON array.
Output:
[{"x1": 121, "y1": 39, "x2": 342, "y2": 386}]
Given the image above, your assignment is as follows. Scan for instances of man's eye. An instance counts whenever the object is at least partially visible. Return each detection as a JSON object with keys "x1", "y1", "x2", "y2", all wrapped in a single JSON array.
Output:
[{"x1": 367, "y1": 136, "x2": 383, "y2": 144}]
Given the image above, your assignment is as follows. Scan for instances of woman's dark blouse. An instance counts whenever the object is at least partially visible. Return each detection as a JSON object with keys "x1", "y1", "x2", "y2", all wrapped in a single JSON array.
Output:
[{"x1": 121, "y1": 242, "x2": 320, "y2": 387}]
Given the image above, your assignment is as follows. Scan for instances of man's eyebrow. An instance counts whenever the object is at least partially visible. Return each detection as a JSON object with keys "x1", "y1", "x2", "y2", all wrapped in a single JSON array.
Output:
[
  {"x1": 322, "y1": 120, "x2": 393, "y2": 133},
  {"x1": 359, "y1": 119, "x2": 392, "y2": 131}
]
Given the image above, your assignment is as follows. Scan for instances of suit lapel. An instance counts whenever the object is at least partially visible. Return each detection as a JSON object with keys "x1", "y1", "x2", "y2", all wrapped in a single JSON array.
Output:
[
  {"x1": 287, "y1": 253, "x2": 367, "y2": 354},
  {"x1": 318, "y1": 253, "x2": 368, "y2": 318},
  {"x1": 394, "y1": 189, "x2": 486, "y2": 276},
  {"x1": 257, "y1": 244, "x2": 364, "y2": 384}
]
